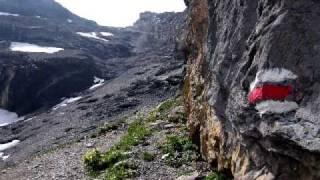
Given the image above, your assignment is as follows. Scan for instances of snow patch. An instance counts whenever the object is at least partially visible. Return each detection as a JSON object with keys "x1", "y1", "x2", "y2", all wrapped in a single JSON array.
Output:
[
  {"x1": 250, "y1": 68, "x2": 298, "y2": 91},
  {"x1": 0, "y1": 140, "x2": 20, "y2": 161},
  {"x1": 0, "y1": 140, "x2": 20, "y2": 152},
  {"x1": 89, "y1": 76, "x2": 105, "y2": 90},
  {"x1": 0, "y1": 109, "x2": 21, "y2": 127},
  {"x1": 10, "y1": 42, "x2": 64, "y2": 53},
  {"x1": 77, "y1": 32, "x2": 109, "y2": 42},
  {"x1": 0, "y1": 12, "x2": 19, "y2": 17},
  {"x1": 52, "y1": 96, "x2": 82, "y2": 110},
  {"x1": 100, "y1": 32, "x2": 114, "y2": 37},
  {"x1": 67, "y1": 19, "x2": 73, "y2": 23},
  {"x1": 255, "y1": 100, "x2": 299, "y2": 115},
  {"x1": 64, "y1": 96, "x2": 82, "y2": 104}
]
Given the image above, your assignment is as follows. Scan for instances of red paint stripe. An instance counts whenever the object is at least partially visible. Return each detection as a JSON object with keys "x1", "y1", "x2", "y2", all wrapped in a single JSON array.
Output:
[{"x1": 248, "y1": 84, "x2": 293, "y2": 104}]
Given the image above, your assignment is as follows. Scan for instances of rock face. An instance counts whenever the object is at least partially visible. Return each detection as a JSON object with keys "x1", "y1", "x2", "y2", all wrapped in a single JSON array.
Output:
[
  {"x1": 184, "y1": 0, "x2": 320, "y2": 179},
  {"x1": 0, "y1": 52, "x2": 97, "y2": 115}
]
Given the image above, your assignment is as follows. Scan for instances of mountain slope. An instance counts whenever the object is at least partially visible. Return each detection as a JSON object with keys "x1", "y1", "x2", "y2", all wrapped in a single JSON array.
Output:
[{"x1": 0, "y1": 0, "x2": 186, "y2": 171}]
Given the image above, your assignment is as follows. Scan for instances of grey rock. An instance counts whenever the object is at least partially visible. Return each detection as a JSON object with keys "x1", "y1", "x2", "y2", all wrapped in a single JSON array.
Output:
[{"x1": 184, "y1": 0, "x2": 320, "y2": 179}]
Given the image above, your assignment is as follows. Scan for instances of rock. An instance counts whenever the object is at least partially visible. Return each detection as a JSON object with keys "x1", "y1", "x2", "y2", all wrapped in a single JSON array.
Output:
[
  {"x1": 176, "y1": 172, "x2": 199, "y2": 180},
  {"x1": 164, "y1": 124, "x2": 177, "y2": 129},
  {"x1": 85, "y1": 143, "x2": 94, "y2": 148},
  {"x1": 184, "y1": 0, "x2": 320, "y2": 179},
  {"x1": 161, "y1": 153, "x2": 170, "y2": 160}
]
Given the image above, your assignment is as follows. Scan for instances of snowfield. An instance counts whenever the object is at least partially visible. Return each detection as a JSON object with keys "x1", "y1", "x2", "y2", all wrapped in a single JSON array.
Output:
[
  {"x1": 0, "y1": 140, "x2": 20, "y2": 152},
  {"x1": 89, "y1": 76, "x2": 105, "y2": 90},
  {"x1": 100, "y1": 32, "x2": 114, "y2": 37},
  {"x1": 0, "y1": 11, "x2": 19, "y2": 17},
  {"x1": 52, "y1": 96, "x2": 83, "y2": 110},
  {"x1": 77, "y1": 32, "x2": 109, "y2": 42},
  {"x1": 0, "y1": 140, "x2": 20, "y2": 161},
  {"x1": 10, "y1": 42, "x2": 64, "y2": 53},
  {"x1": 0, "y1": 109, "x2": 21, "y2": 127}
]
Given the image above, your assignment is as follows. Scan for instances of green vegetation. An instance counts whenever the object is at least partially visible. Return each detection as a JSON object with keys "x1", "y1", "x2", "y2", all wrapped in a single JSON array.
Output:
[
  {"x1": 157, "y1": 98, "x2": 177, "y2": 114},
  {"x1": 159, "y1": 135, "x2": 199, "y2": 167},
  {"x1": 84, "y1": 116, "x2": 151, "y2": 179},
  {"x1": 205, "y1": 171, "x2": 228, "y2": 180},
  {"x1": 146, "y1": 98, "x2": 179, "y2": 123},
  {"x1": 83, "y1": 98, "x2": 199, "y2": 179},
  {"x1": 105, "y1": 161, "x2": 137, "y2": 180},
  {"x1": 141, "y1": 151, "x2": 155, "y2": 162},
  {"x1": 91, "y1": 120, "x2": 126, "y2": 139}
]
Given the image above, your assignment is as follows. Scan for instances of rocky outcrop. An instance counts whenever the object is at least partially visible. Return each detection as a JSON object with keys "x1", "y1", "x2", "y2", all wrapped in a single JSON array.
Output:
[
  {"x1": 130, "y1": 11, "x2": 187, "y2": 53},
  {"x1": 0, "y1": 51, "x2": 97, "y2": 115},
  {"x1": 184, "y1": 0, "x2": 320, "y2": 179}
]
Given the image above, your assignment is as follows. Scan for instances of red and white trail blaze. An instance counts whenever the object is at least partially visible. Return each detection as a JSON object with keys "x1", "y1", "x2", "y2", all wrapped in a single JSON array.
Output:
[{"x1": 248, "y1": 68, "x2": 299, "y2": 115}]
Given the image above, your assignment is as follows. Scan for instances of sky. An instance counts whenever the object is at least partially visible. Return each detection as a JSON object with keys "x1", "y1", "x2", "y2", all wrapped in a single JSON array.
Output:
[{"x1": 55, "y1": 0, "x2": 186, "y2": 27}]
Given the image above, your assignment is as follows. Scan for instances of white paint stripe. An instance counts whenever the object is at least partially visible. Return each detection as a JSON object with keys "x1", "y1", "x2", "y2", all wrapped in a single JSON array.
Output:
[
  {"x1": 250, "y1": 68, "x2": 297, "y2": 91},
  {"x1": 255, "y1": 100, "x2": 298, "y2": 115}
]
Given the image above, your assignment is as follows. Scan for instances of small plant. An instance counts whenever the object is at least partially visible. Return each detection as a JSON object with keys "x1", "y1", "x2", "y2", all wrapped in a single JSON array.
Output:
[
  {"x1": 114, "y1": 119, "x2": 151, "y2": 150},
  {"x1": 205, "y1": 172, "x2": 227, "y2": 180},
  {"x1": 146, "y1": 109, "x2": 159, "y2": 122},
  {"x1": 157, "y1": 99, "x2": 176, "y2": 114},
  {"x1": 105, "y1": 161, "x2": 137, "y2": 180},
  {"x1": 160, "y1": 135, "x2": 199, "y2": 167},
  {"x1": 141, "y1": 151, "x2": 155, "y2": 162},
  {"x1": 83, "y1": 149, "x2": 103, "y2": 171}
]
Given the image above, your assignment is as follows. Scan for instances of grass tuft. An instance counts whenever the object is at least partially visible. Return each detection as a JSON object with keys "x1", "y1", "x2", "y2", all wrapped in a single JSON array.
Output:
[
  {"x1": 205, "y1": 171, "x2": 228, "y2": 180},
  {"x1": 84, "y1": 116, "x2": 151, "y2": 179},
  {"x1": 104, "y1": 161, "x2": 137, "y2": 180},
  {"x1": 159, "y1": 135, "x2": 199, "y2": 167}
]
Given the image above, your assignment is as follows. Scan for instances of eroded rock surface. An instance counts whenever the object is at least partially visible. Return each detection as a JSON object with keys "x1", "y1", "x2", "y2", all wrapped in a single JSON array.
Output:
[{"x1": 184, "y1": 0, "x2": 320, "y2": 179}]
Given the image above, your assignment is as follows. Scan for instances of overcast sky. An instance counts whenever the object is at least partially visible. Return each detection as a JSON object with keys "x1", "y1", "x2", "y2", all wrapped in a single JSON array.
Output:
[{"x1": 55, "y1": 0, "x2": 186, "y2": 27}]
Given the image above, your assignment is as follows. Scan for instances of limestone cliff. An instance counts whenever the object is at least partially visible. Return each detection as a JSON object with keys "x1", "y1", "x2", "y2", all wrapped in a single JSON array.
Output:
[{"x1": 184, "y1": 0, "x2": 320, "y2": 179}]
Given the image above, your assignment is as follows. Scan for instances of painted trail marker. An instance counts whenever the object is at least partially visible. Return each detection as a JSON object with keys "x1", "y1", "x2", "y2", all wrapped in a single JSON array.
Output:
[{"x1": 248, "y1": 68, "x2": 299, "y2": 115}]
